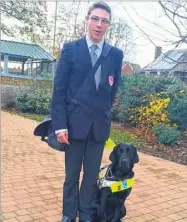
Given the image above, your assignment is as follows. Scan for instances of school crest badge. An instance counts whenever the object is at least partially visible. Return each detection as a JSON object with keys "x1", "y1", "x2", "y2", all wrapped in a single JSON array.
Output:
[{"x1": 109, "y1": 76, "x2": 114, "y2": 86}]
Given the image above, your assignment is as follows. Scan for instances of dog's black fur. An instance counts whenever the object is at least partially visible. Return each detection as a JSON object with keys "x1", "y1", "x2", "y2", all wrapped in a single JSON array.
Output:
[{"x1": 92, "y1": 143, "x2": 139, "y2": 222}]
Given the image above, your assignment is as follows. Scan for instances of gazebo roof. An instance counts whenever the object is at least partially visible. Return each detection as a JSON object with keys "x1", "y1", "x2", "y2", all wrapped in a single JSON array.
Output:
[{"x1": 1, "y1": 40, "x2": 56, "y2": 62}]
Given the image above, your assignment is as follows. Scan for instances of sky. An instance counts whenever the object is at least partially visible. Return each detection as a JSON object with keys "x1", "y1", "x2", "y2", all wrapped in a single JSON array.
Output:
[
  {"x1": 110, "y1": 1, "x2": 184, "y2": 67},
  {"x1": 1, "y1": 1, "x2": 185, "y2": 68}
]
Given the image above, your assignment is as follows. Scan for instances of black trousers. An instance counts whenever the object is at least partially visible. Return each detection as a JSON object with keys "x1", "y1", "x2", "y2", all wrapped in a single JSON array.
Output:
[{"x1": 63, "y1": 128, "x2": 105, "y2": 221}]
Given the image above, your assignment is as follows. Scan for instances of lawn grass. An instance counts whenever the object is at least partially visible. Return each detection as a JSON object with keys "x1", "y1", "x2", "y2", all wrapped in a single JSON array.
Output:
[
  {"x1": 5, "y1": 110, "x2": 143, "y2": 149},
  {"x1": 109, "y1": 129, "x2": 144, "y2": 148},
  {"x1": 5, "y1": 110, "x2": 45, "y2": 122},
  {"x1": 18, "y1": 112, "x2": 45, "y2": 122}
]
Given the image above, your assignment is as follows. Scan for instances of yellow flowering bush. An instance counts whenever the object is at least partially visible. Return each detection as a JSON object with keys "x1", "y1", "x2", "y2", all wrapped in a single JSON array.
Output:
[{"x1": 129, "y1": 93, "x2": 171, "y2": 127}]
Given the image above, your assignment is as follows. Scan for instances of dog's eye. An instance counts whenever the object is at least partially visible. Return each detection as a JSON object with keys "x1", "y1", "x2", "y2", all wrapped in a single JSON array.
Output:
[{"x1": 119, "y1": 148, "x2": 123, "y2": 153}]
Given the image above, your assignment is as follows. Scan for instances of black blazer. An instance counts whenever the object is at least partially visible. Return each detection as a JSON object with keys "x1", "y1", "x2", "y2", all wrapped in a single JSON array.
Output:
[{"x1": 51, "y1": 37, "x2": 123, "y2": 142}]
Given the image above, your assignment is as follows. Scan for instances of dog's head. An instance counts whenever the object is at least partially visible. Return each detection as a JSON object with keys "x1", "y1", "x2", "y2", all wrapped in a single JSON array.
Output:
[{"x1": 109, "y1": 143, "x2": 139, "y2": 176}]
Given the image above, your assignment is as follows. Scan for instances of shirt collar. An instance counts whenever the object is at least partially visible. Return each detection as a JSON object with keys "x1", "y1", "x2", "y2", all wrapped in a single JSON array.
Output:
[{"x1": 86, "y1": 35, "x2": 104, "y2": 51}]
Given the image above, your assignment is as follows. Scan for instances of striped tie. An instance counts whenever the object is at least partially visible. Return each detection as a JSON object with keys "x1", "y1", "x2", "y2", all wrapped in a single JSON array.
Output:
[{"x1": 90, "y1": 44, "x2": 101, "y2": 89}]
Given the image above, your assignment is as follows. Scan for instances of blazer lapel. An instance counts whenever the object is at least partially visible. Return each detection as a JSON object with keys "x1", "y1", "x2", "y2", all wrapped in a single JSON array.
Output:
[
  {"x1": 100, "y1": 42, "x2": 112, "y2": 86},
  {"x1": 77, "y1": 36, "x2": 92, "y2": 68},
  {"x1": 101, "y1": 41, "x2": 112, "y2": 58}
]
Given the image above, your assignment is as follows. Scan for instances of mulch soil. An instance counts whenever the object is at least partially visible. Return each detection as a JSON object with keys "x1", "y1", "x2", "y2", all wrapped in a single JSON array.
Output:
[{"x1": 111, "y1": 122, "x2": 187, "y2": 166}]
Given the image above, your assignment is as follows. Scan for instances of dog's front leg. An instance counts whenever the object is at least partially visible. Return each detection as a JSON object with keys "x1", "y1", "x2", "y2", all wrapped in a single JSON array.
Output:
[
  {"x1": 111, "y1": 203, "x2": 122, "y2": 222},
  {"x1": 100, "y1": 189, "x2": 110, "y2": 222}
]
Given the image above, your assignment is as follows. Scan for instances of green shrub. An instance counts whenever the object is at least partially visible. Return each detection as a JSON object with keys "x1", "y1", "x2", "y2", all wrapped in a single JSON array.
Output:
[
  {"x1": 16, "y1": 89, "x2": 51, "y2": 115},
  {"x1": 152, "y1": 124, "x2": 181, "y2": 145},
  {"x1": 167, "y1": 90, "x2": 187, "y2": 131},
  {"x1": 113, "y1": 74, "x2": 157, "y2": 123},
  {"x1": 114, "y1": 74, "x2": 187, "y2": 127}
]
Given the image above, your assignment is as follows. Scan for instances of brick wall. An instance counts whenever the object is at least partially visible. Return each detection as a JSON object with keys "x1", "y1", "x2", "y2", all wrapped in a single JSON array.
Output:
[
  {"x1": 0, "y1": 76, "x2": 53, "y2": 88},
  {"x1": 0, "y1": 76, "x2": 31, "y2": 86}
]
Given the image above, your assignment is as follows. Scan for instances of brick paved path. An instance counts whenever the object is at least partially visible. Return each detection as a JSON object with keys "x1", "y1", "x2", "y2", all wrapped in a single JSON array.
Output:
[{"x1": 1, "y1": 111, "x2": 187, "y2": 222}]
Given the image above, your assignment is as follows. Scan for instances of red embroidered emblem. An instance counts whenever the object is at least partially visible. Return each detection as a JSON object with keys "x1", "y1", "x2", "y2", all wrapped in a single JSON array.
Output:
[{"x1": 109, "y1": 76, "x2": 114, "y2": 86}]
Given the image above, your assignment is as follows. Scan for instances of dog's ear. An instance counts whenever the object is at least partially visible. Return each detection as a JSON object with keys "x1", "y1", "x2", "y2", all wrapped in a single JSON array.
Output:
[
  {"x1": 133, "y1": 152, "x2": 139, "y2": 164},
  {"x1": 131, "y1": 145, "x2": 139, "y2": 164},
  {"x1": 109, "y1": 144, "x2": 119, "y2": 163},
  {"x1": 109, "y1": 148, "x2": 116, "y2": 163}
]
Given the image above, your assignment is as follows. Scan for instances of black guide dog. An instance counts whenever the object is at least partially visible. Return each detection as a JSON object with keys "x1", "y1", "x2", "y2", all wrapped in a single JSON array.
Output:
[{"x1": 92, "y1": 143, "x2": 139, "y2": 222}]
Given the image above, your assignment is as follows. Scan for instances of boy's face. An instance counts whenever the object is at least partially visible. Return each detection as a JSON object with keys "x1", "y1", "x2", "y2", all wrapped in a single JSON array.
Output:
[{"x1": 85, "y1": 8, "x2": 110, "y2": 43}]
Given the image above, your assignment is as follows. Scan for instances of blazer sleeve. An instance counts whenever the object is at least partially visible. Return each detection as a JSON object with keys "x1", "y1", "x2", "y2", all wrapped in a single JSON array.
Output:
[
  {"x1": 51, "y1": 43, "x2": 72, "y2": 131},
  {"x1": 111, "y1": 50, "x2": 123, "y2": 105}
]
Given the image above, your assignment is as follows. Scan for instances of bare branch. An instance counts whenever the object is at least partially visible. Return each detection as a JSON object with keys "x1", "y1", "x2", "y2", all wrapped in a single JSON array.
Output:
[
  {"x1": 159, "y1": 1, "x2": 182, "y2": 37},
  {"x1": 159, "y1": 0, "x2": 187, "y2": 19},
  {"x1": 127, "y1": 4, "x2": 179, "y2": 38},
  {"x1": 121, "y1": 4, "x2": 187, "y2": 64}
]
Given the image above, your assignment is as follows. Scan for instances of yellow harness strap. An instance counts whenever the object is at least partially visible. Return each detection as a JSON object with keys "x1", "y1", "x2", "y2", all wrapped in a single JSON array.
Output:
[
  {"x1": 98, "y1": 166, "x2": 134, "y2": 193},
  {"x1": 99, "y1": 178, "x2": 134, "y2": 193}
]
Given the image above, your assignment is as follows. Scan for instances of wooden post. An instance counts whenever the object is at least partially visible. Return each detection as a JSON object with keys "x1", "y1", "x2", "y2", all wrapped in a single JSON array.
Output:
[
  {"x1": 41, "y1": 61, "x2": 43, "y2": 76},
  {"x1": 52, "y1": 61, "x2": 56, "y2": 78},
  {"x1": 22, "y1": 62, "x2": 25, "y2": 74},
  {"x1": 31, "y1": 59, "x2": 33, "y2": 78},
  {"x1": 3, "y1": 55, "x2": 9, "y2": 75}
]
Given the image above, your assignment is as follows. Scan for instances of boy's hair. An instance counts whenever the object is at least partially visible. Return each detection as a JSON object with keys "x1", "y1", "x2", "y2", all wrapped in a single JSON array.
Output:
[{"x1": 87, "y1": 1, "x2": 111, "y2": 20}]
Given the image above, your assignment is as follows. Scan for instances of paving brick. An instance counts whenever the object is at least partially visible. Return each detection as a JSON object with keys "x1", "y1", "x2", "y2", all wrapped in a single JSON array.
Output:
[
  {"x1": 2, "y1": 212, "x2": 17, "y2": 219},
  {"x1": 32, "y1": 201, "x2": 46, "y2": 207},
  {"x1": 16, "y1": 198, "x2": 32, "y2": 204},
  {"x1": 1, "y1": 196, "x2": 15, "y2": 202},
  {"x1": 43, "y1": 204, "x2": 60, "y2": 210},
  {"x1": 167, "y1": 213, "x2": 184, "y2": 220},
  {"x1": 31, "y1": 219, "x2": 48, "y2": 222},
  {"x1": 42, "y1": 194, "x2": 57, "y2": 200},
  {"x1": 140, "y1": 213, "x2": 157, "y2": 220},
  {"x1": 155, "y1": 217, "x2": 174, "y2": 222},
  {"x1": 44, "y1": 198, "x2": 60, "y2": 205},
  {"x1": 2, "y1": 218, "x2": 20, "y2": 222},
  {"x1": 17, "y1": 203, "x2": 35, "y2": 210},
  {"x1": 42, "y1": 210, "x2": 60, "y2": 217},
  {"x1": 15, "y1": 209, "x2": 30, "y2": 216},
  {"x1": 45, "y1": 214, "x2": 61, "y2": 222},
  {"x1": 16, "y1": 215, "x2": 33, "y2": 222},
  {"x1": 176, "y1": 219, "x2": 187, "y2": 222},
  {"x1": 137, "y1": 207, "x2": 152, "y2": 214},
  {"x1": 27, "y1": 206, "x2": 47, "y2": 214},
  {"x1": 151, "y1": 210, "x2": 167, "y2": 218},
  {"x1": 178, "y1": 210, "x2": 187, "y2": 217},
  {"x1": 29, "y1": 213, "x2": 44, "y2": 220},
  {"x1": 131, "y1": 217, "x2": 146, "y2": 222},
  {"x1": 124, "y1": 219, "x2": 134, "y2": 222},
  {"x1": 2, "y1": 205, "x2": 20, "y2": 213},
  {"x1": 2, "y1": 200, "x2": 17, "y2": 207}
]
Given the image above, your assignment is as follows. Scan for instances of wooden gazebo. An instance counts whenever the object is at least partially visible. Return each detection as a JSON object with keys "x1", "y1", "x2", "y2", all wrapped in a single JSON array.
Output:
[{"x1": 0, "y1": 40, "x2": 56, "y2": 79}]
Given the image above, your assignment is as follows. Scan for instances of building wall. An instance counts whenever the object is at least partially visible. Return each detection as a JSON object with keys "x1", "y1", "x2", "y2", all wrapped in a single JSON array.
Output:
[
  {"x1": 172, "y1": 54, "x2": 187, "y2": 72},
  {"x1": 122, "y1": 64, "x2": 133, "y2": 75}
]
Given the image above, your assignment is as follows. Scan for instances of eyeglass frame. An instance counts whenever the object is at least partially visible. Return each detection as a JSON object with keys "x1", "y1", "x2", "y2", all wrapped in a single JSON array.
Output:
[{"x1": 88, "y1": 15, "x2": 110, "y2": 25}]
